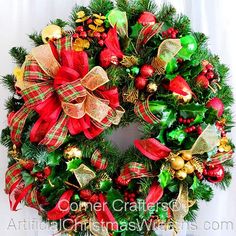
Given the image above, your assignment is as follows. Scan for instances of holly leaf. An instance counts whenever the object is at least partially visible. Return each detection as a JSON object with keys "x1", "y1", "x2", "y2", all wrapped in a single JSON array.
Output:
[
  {"x1": 66, "y1": 159, "x2": 82, "y2": 171},
  {"x1": 167, "y1": 127, "x2": 187, "y2": 145},
  {"x1": 158, "y1": 169, "x2": 172, "y2": 188},
  {"x1": 179, "y1": 103, "x2": 207, "y2": 119},
  {"x1": 190, "y1": 176, "x2": 200, "y2": 193},
  {"x1": 46, "y1": 151, "x2": 62, "y2": 167},
  {"x1": 22, "y1": 171, "x2": 34, "y2": 186},
  {"x1": 156, "y1": 206, "x2": 168, "y2": 221},
  {"x1": 160, "y1": 109, "x2": 177, "y2": 128},
  {"x1": 130, "y1": 23, "x2": 143, "y2": 38}
]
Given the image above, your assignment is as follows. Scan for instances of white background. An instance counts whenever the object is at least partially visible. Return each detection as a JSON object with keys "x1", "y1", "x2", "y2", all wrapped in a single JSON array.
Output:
[{"x1": 0, "y1": 0, "x2": 236, "y2": 236}]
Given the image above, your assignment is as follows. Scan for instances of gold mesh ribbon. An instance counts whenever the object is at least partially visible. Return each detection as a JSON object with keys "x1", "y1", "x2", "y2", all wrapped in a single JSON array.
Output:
[
  {"x1": 89, "y1": 214, "x2": 110, "y2": 236},
  {"x1": 152, "y1": 39, "x2": 182, "y2": 74},
  {"x1": 18, "y1": 44, "x2": 125, "y2": 126},
  {"x1": 172, "y1": 183, "x2": 189, "y2": 234},
  {"x1": 73, "y1": 164, "x2": 96, "y2": 188}
]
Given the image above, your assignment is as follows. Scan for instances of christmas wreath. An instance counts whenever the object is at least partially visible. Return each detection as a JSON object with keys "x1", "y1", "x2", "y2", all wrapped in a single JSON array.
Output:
[{"x1": 1, "y1": 0, "x2": 235, "y2": 235}]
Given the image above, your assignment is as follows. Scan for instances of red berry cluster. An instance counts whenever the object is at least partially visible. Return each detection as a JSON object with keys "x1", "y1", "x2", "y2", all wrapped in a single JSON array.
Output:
[
  {"x1": 200, "y1": 62, "x2": 215, "y2": 80},
  {"x1": 73, "y1": 23, "x2": 107, "y2": 47},
  {"x1": 162, "y1": 27, "x2": 178, "y2": 39},
  {"x1": 178, "y1": 117, "x2": 194, "y2": 124},
  {"x1": 185, "y1": 125, "x2": 202, "y2": 134},
  {"x1": 124, "y1": 191, "x2": 136, "y2": 203},
  {"x1": 216, "y1": 121, "x2": 226, "y2": 137},
  {"x1": 178, "y1": 117, "x2": 202, "y2": 134},
  {"x1": 33, "y1": 166, "x2": 52, "y2": 181}
]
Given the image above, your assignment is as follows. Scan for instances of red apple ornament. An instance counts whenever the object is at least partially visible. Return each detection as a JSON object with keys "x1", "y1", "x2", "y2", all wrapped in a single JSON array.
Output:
[
  {"x1": 138, "y1": 12, "x2": 156, "y2": 26},
  {"x1": 140, "y1": 64, "x2": 155, "y2": 77},
  {"x1": 206, "y1": 97, "x2": 224, "y2": 117},
  {"x1": 204, "y1": 164, "x2": 225, "y2": 183},
  {"x1": 135, "y1": 76, "x2": 148, "y2": 90}
]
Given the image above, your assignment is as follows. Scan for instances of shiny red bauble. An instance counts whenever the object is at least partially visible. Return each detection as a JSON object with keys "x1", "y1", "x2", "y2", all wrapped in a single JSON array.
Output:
[
  {"x1": 137, "y1": 12, "x2": 156, "y2": 26},
  {"x1": 140, "y1": 64, "x2": 155, "y2": 78},
  {"x1": 206, "y1": 97, "x2": 224, "y2": 117},
  {"x1": 99, "y1": 48, "x2": 119, "y2": 68},
  {"x1": 135, "y1": 76, "x2": 148, "y2": 90},
  {"x1": 204, "y1": 164, "x2": 225, "y2": 183},
  {"x1": 195, "y1": 74, "x2": 209, "y2": 89}
]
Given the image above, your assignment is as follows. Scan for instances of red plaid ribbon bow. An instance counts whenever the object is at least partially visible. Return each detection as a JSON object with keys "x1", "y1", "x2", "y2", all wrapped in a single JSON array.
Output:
[
  {"x1": 9, "y1": 36, "x2": 124, "y2": 152},
  {"x1": 117, "y1": 162, "x2": 153, "y2": 185},
  {"x1": 5, "y1": 163, "x2": 41, "y2": 211}
]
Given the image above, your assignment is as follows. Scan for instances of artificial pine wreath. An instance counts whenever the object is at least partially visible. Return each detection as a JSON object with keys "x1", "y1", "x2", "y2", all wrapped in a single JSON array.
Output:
[{"x1": 1, "y1": 0, "x2": 235, "y2": 235}]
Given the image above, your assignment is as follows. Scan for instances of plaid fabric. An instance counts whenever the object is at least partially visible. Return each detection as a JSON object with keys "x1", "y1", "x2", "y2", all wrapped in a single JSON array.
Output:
[
  {"x1": 22, "y1": 82, "x2": 54, "y2": 108},
  {"x1": 209, "y1": 151, "x2": 233, "y2": 165},
  {"x1": 118, "y1": 162, "x2": 152, "y2": 185},
  {"x1": 5, "y1": 163, "x2": 23, "y2": 194},
  {"x1": 9, "y1": 106, "x2": 33, "y2": 146},
  {"x1": 56, "y1": 80, "x2": 86, "y2": 103},
  {"x1": 91, "y1": 149, "x2": 108, "y2": 170},
  {"x1": 54, "y1": 36, "x2": 73, "y2": 59},
  {"x1": 134, "y1": 99, "x2": 160, "y2": 124},
  {"x1": 25, "y1": 187, "x2": 41, "y2": 211},
  {"x1": 24, "y1": 57, "x2": 51, "y2": 83},
  {"x1": 40, "y1": 112, "x2": 68, "y2": 152}
]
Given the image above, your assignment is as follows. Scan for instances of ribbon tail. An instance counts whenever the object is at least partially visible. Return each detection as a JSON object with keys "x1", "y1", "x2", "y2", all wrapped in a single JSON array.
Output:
[
  {"x1": 40, "y1": 112, "x2": 69, "y2": 152},
  {"x1": 8, "y1": 106, "x2": 33, "y2": 146}
]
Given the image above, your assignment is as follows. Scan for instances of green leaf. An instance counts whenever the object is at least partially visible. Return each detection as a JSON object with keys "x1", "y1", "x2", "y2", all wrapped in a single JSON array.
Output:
[
  {"x1": 46, "y1": 151, "x2": 62, "y2": 166},
  {"x1": 158, "y1": 169, "x2": 172, "y2": 188},
  {"x1": 22, "y1": 171, "x2": 34, "y2": 186},
  {"x1": 130, "y1": 23, "x2": 143, "y2": 38},
  {"x1": 156, "y1": 206, "x2": 168, "y2": 221},
  {"x1": 167, "y1": 127, "x2": 187, "y2": 145},
  {"x1": 179, "y1": 103, "x2": 207, "y2": 119},
  {"x1": 190, "y1": 176, "x2": 200, "y2": 193},
  {"x1": 160, "y1": 109, "x2": 177, "y2": 128},
  {"x1": 66, "y1": 159, "x2": 82, "y2": 171}
]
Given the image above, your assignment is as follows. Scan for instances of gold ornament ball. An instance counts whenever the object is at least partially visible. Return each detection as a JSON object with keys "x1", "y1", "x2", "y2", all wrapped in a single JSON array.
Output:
[
  {"x1": 63, "y1": 145, "x2": 82, "y2": 160},
  {"x1": 181, "y1": 150, "x2": 193, "y2": 161},
  {"x1": 146, "y1": 82, "x2": 158, "y2": 93},
  {"x1": 184, "y1": 162, "x2": 195, "y2": 174},
  {"x1": 41, "y1": 24, "x2": 62, "y2": 44},
  {"x1": 175, "y1": 169, "x2": 187, "y2": 180},
  {"x1": 170, "y1": 156, "x2": 185, "y2": 170}
]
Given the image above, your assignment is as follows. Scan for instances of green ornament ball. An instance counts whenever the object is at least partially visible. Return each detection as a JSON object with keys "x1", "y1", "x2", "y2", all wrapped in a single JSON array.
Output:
[
  {"x1": 100, "y1": 180, "x2": 112, "y2": 192},
  {"x1": 166, "y1": 58, "x2": 178, "y2": 74},
  {"x1": 178, "y1": 35, "x2": 197, "y2": 60},
  {"x1": 131, "y1": 66, "x2": 140, "y2": 75},
  {"x1": 72, "y1": 193, "x2": 80, "y2": 202}
]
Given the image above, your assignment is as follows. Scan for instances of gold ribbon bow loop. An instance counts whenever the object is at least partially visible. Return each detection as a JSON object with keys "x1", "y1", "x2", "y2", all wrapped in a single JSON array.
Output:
[{"x1": 61, "y1": 66, "x2": 113, "y2": 122}]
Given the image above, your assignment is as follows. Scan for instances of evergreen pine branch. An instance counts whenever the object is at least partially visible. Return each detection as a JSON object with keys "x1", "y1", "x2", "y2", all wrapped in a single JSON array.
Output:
[
  {"x1": 4, "y1": 96, "x2": 24, "y2": 112},
  {"x1": 136, "y1": 0, "x2": 158, "y2": 14},
  {"x1": 174, "y1": 14, "x2": 191, "y2": 35},
  {"x1": 217, "y1": 85, "x2": 234, "y2": 107},
  {"x1": 69, "y1": 5, "x2": 91, "y2": 28},
  {"x1": 222, "y1": 159, "x2": 234, "y2": 168},
  {"x1": 0, "y1": 127, "x2": 12, "y2": 148},
  {"x1": 184, "y1": 203, "x2": 199, "y2": 222},
  {"x1": 89, "y1": 0, "x2": 114, "y2": 15},
  {"x1": 9, "y1": 47, "x2": 28, "y2": 66},
  {"x1": 156, "y1": 3, "x2": 176, "y2": 23},
  {"x1": 50, "y1": 18, "x2": 68, "y2": 28},
  {"x1": 1, "y1": 74, "x2": 15, "y2": 93},
  {"x1": 28, "y1": 32, "x2": 44, "y2": 46},
  {"x1": 215, "y1": 171, "x2": 232, "y2": 190}
]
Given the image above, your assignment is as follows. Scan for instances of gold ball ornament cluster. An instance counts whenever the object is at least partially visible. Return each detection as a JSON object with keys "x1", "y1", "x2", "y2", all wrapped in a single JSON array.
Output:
[
  {"x1": 63, "y1": 145, "x2": 83, "y2": 160},
  {"x1": 170, "y1": 151, "x2": 194, "y2": 180}
]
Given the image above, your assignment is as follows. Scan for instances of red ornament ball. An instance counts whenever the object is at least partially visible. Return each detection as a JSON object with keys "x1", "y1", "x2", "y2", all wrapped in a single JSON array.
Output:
[
  {"x1": 206, "y1": 97, "x2": 224, "y2": 117},
  {"x1": 99, "y1": 48, "x2": 119, "y2": 68},
  {"x1": 137, "y1": 12, "x2": 156, "y2": 26},
  {"x1": 140, "y1": 64, "x2": 155, "y2": 78},
  {"x1": 204, "y1": 164, "x2": 225, "y2": 183},
  {"x1": 135, "y1": 76, "x2": 148, "y2": 90},
  {"x1": 79, "y1": 189, "x2": 93, "y2": 200},
  {"x1": 195, "y1": 74, "x2": 209, "y2": 89}
]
